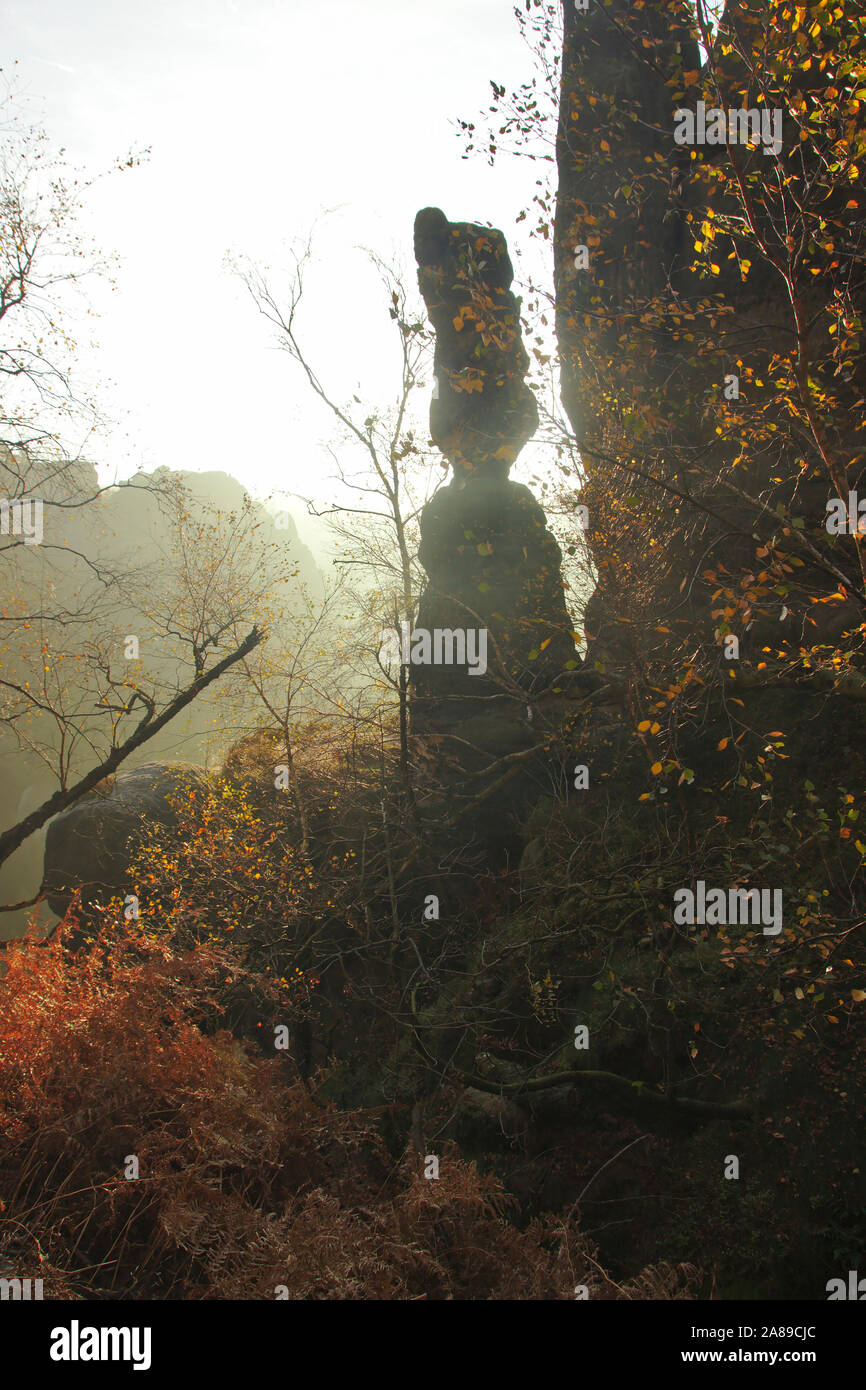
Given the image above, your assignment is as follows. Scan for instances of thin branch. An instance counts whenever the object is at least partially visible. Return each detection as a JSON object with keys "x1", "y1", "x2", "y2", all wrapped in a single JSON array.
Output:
[{"x1": 0, "y1": 625, "x2": 264, "y2": 868}]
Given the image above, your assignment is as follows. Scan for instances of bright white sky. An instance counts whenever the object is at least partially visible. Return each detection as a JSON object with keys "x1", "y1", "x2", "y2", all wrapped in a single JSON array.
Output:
[{"x1": 2, "y1": 0, "x2": 557, "y2": 557}]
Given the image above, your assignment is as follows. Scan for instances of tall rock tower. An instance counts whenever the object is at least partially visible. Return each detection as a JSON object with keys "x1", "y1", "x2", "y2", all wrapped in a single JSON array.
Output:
[
  {"x1": 411, "y1": 208, "x2": 588, "y2": 804},
  {"x1": 554, "y1": 0, "x2": 866, "y2": 674}
]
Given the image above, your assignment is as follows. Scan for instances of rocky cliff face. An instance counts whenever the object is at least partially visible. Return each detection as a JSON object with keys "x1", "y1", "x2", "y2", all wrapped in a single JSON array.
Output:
[
  {"x1": 554, "y1": 0, "x2": 865, "y2": 672},
  {"x1": 411, "y1": 209, "x2": 588, "y2": 778}
]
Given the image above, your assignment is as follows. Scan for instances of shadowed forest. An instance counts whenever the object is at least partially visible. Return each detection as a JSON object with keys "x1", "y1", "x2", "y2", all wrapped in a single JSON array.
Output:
[{"x1": 1, "y1": 0, "x2": 865, "y2": 1307}]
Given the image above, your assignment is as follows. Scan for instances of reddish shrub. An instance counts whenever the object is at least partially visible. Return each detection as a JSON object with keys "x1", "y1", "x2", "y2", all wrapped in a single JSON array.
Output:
[{"x1": 0, "y1": 923, "x2": 698, "y2": 1299}]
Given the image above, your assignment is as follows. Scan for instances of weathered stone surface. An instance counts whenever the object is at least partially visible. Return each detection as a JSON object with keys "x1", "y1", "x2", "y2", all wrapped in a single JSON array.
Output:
[
  {"x1": 415, "y1": 476, "x2": 578, "y2": 699},
  {"x1": 43, "y1": 762, "x2": 208, "y2": 917},
  {"x1": 414, "y1": 206, "x2": 537, "y2": 480},
  {"x1": 553, "y1": 0, "x2": 866, "y2": 670},
  {"x1": 412, "y1": 210, "x2": 589, "y2": 787}
]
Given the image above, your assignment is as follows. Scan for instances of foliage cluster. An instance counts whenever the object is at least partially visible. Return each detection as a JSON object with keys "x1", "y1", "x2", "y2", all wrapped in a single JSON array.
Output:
[{"x1": 0, "y1": 918, "x2": 698, "y2": 1299}]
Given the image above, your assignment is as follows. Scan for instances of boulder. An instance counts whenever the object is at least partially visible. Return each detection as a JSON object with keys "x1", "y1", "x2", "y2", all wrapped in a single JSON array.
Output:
[{"x1": 43, "y1": 762, "x2": 209, "y2": 918}]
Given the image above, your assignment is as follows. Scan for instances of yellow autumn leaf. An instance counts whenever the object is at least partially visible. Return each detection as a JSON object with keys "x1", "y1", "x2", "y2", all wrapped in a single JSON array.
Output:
[
  {"x1": 852, "y1": 990, "x2": 866, "y2": 1002},
  {"x1": 650, "y1": 722, "x2": 661, "y2": 735},
  {"x1": 600, "y1": 139, "x2": 610, "y2": 152},
  {"x1": 453, "y1": 315, "x2": 464, "y2": 331},
  {"x1": 651, "y1": 762, "x2": 663, "y2": 775},
  {"x1": 718, "y1": 736, "x2": 729, "y2": 750},
  {"x1": 637, "y1": 720, "x2": 651, "y2": 732}
]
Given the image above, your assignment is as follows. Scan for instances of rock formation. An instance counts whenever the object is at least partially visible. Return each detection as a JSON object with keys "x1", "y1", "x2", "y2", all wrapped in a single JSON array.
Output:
[
  {"x1": 554, "y1": 0, "x2": 866, "y2": 671},
  {"x1": 43, "y1": 763, "x2": 209, "y2": 919},
  {"x1": 412, "y1": 208, "x2": 590, "y2": 776}
]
